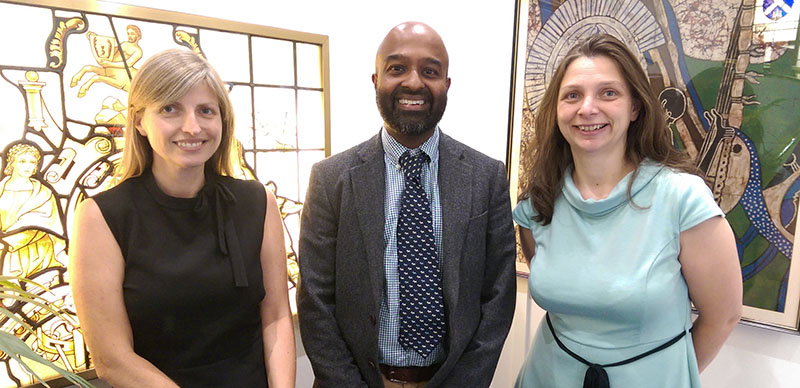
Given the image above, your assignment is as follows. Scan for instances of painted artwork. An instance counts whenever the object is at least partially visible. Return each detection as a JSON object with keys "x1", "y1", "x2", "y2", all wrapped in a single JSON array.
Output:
[
  {"x1": 0, "y1": 0, "x2": 329, "y2": 385},
  {"x1": 509, "y1": 0, "x2": 800, "y2": 330}
]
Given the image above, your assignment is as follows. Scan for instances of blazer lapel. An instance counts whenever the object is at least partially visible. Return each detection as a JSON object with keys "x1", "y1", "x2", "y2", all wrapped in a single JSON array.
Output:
[
  {"x1": 351, "y1": 134, "x2": 387, "y2": 312},
  {"x1": 437, "y1": 133, "x2": 472, "y2": 327}
]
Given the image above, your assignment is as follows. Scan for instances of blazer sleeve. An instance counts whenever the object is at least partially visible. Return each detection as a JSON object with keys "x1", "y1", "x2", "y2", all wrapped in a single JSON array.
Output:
[
  {"x1": 297, "y1": 163, "x2": 369, "y2": 387},
  {"x1": 443, "y1": 160, "x2": 517, "y2": 387}
]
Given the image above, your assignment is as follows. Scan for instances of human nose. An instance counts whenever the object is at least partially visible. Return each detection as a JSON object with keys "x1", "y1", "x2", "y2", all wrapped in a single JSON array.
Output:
[
  {"x1": 182, "y1": 112, "x2": 201, "y2": 135},
  {"x1": 577, "y1": 95, "x2": 597, "y2": 116},
  {"x1": 400, "y1": 69, "x2": 424, "y2": 90}
]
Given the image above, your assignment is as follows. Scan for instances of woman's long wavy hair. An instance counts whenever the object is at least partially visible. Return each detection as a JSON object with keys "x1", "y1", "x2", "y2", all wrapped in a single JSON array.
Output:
[
  {"x1": 520, "y1": 34, "x2": 696, "y2": 225},
  {"x1": 116, "y1": 49, "x2": 236, "y2": 183}
]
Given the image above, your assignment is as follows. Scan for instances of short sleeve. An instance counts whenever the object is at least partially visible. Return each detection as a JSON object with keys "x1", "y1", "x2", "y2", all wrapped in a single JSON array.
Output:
[
  {"x1": 513, "y1": 198, "x2": 538, "y2": 230},
  {"x1": 678, "y1": 174, "x2": 725, "y2": 232}
]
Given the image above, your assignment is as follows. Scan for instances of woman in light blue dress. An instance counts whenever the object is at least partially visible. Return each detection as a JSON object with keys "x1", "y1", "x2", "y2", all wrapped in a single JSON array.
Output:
[{"x1": 514, "y1": 34, "x2": 742, "y2": 388}]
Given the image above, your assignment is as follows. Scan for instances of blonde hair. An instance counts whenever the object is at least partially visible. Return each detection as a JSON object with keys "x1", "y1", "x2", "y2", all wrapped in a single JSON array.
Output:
[
  {"x1": 4, "y1": 143, "x2": 41, "y2": 176},
  {"x1": 117, "y1": 48, "x2": 236, "y2": 183}
]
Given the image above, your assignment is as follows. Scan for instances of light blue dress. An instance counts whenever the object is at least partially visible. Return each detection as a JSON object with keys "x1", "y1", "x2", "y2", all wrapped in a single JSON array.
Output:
[{"x1": 513, "y1": 161, "x2": 723, "y2": 388}]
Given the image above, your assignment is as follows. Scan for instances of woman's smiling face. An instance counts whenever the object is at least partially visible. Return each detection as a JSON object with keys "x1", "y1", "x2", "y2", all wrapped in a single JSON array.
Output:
[
  {"x1": 556, "y1": 55, "x2": 640, "y2": 161},
  {"x1": 135, "y1": 82, "x2": 222, "y2": 177}
]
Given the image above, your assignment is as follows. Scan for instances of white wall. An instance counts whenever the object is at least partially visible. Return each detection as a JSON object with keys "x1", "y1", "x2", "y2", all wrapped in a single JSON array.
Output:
[
  {"x1": 111, "y1": 0, "x2": 516, "y2": 161},
  {"x1": 111, "y1": 1, "x2": 800, "y2": 387}
]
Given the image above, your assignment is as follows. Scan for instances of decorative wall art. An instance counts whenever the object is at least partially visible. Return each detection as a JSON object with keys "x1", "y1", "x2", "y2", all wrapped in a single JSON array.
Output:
[
  {"x1": 508, "y1": 0, "x2": 800, "y2": 331},
  {"x1": 0, "y1": 0, "x2": 329, "y2": 385}
]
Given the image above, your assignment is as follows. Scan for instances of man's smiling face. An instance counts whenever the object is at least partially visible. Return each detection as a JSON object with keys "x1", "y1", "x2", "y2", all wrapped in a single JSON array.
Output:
[{"x1": 373, "y1": 23, "x2": 451, "y2": 138}]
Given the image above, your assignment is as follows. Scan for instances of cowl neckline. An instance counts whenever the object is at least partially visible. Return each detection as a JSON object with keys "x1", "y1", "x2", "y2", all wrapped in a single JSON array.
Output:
[
  {"x1": 141, "y1": 169, "x2": 248, "y2": 287},
  {"x1": 561, "y1": 160, "x2": 664, "y2": 217}
]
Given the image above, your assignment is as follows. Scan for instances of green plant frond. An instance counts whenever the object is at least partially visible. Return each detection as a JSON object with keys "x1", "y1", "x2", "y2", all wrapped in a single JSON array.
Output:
[
  {"x1": 0, "y1": 277, "x2": 61, "y2": 299},
  {"x1": 0, "y1": 277, "x2": 72, "y2": 312},
  {"x1": 0, "y1": 278, "x2": 91, "y2": 386},
  {"x1": 0, "y1": 278, "x2": 44, "y2": 293},
  {"x1": 0, "y1": 293, "x2": 66, "y2": 318},
  {"x1": 0, "y1": 276, "x2": 52, "y2": 288},
  {"x1": 0, "y1": 306, "x2": 34, "y2": 335},
  {"x1": 0, "y1": 287, "x2": 53, "y2": 305},
  {"x1": 0, "y1": 332, "x2": 94, "y2": 388},
  {"x1": 0, "y1": 288, "x2": 76, "y2": 324},
  {"x1": 2, "y1": 354, "x2": 50, "y2": 387},
  {"x1": 0, "y1": 278, "x2": 56, "y2": 298}
]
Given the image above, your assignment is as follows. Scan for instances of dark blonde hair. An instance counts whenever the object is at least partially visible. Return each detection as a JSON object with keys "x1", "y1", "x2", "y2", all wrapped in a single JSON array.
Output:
[
  {"x1": 117, "y1": 49, "x2": 236, "y2": 183},
  {"x1": 521, "y1": 34, "x2": 695, "y2": 225}
]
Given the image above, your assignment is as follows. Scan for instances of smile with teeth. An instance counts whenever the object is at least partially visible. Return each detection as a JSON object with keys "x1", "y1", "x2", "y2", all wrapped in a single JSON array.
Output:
[
  {"x1": 175, "y1": 140, "x2": 204, "y2": 148},
  {"x1": 576, "y1": 124, "x2": 606, "y2": 132},
  {"x1": 398, "y1": 98, "x2": 425, "y2": 106}
]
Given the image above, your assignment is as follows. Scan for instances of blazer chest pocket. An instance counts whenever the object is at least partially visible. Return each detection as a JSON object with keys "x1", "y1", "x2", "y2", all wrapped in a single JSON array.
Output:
[
  {"x1": 468, "y1": 210, "x2": 488, "y2": 223},
  {"x1": 466, "y1": 210, "x2": 488, "y2": 241}
]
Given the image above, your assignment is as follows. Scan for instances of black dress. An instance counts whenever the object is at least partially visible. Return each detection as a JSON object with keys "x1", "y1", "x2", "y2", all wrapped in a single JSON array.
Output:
[{"x1": 93, "y1": 169, "x2": 268, "y2": 387}]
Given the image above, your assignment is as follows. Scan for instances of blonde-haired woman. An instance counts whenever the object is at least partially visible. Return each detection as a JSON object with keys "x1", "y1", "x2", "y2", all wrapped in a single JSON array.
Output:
[
  {"x1": 514, "y1": 35, "x2": 741, "y2": 388},
  {"x1": 69, "y1": 49, "x2": 295, "y2": 387}
]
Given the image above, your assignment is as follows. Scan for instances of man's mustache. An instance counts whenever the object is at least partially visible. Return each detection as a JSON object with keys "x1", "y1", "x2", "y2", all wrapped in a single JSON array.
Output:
[{"x1": 392, "y1": 87, "x2": 432, "y2": 100}]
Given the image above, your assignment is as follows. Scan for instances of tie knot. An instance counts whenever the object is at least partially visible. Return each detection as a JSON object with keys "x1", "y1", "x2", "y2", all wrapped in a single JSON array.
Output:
[{"x1": 399, "y1": 151, "x2": 429, "y2": 179}]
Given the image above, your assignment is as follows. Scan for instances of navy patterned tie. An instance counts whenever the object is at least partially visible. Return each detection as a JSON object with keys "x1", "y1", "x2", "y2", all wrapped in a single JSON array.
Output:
[{"x1": 397, "y1": 150, "x2": 445, "y2": 357}]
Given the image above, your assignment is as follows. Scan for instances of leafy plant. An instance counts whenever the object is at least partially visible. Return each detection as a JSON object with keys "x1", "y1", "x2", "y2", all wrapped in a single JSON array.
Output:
[{"x1": 0, "y1": 276, "x2": 93, "y2": 388}]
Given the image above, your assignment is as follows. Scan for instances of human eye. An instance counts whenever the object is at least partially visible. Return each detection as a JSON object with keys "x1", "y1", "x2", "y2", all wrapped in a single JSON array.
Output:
[
  {"x1": 159, "y1": 104, "x2": 177, "y2": 114},
  {"x1": 387, "y1": 64, "x2": 405, "y2": 74},
  {"x1": 561, "y1": 91, "x2": 579, "y2": 101},
  {"x1": 200, "y1": 105, "x2": 219, "y2": 116},
  {"x1": 422, "y1": 67, "x2": 440, "y2": 77},
  {"x1": 603, "y1": 89, "x2": 618, "y2": 98}
]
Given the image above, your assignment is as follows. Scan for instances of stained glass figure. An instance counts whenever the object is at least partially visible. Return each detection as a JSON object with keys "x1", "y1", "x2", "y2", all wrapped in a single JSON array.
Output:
[{"x1": 0, "y1": 1, "x2": 329, "y2": 385}]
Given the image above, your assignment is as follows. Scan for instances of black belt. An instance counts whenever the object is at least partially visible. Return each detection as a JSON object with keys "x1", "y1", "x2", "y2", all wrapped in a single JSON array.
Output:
[
  {"x1": 379, "y1": 363, "x2": 441, "y2": 383},
  {"x1": 546, "y1": 313, "x2": 689, "y2": 388}
]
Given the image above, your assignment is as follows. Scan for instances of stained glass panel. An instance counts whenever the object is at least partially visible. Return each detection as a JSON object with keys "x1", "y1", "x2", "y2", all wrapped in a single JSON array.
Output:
[
  {"x1": 200, "y1": 29, "x2": 250, "y2": 83},
  {"x1": 230, "y1": 85, "x2": 255, "y2": 149},
  {"x1": 256, "y1": 151, "x2": 299, "y2": 200},
  {"x1": 0, "y1": 0, "x2": 329, "y2": 386},
  {"x1": 298, "y1": 90, "x2": 325, "y2": 149},
  {"x1": 254, "y1": 86, "x2": 297, "y2": 150},
  {"x1": 297, "y1": 42, "x2": 322, "y2": 88},
  {"x1": 252, "y1": 36, "x2": 295, "y2": 86}
]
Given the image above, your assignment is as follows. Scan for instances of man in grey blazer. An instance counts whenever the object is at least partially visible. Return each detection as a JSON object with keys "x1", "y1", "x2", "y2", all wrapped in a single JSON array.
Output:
[{"x1": 297, "y1": 21, "x2": 516, "y2": 388}]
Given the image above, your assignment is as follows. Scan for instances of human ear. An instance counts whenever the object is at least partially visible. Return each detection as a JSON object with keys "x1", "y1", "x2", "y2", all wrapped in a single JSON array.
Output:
[
  {"x1": 631, "y1": 99, "x2": 641, "y2": 121},
  {"x1": 134, "y1": 112, "x2": 146, "y2": 137}
]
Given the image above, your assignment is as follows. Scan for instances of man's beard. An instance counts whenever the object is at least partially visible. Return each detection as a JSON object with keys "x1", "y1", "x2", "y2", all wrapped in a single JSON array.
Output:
[{"x1": 376, "y1": 87, "x2": 447, "y2": 136}]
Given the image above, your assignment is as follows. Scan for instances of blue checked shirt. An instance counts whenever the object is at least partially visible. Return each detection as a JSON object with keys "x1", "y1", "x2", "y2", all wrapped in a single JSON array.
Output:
[{"x1": 378, "y1": 127, "x2": 446, "y2": 367}]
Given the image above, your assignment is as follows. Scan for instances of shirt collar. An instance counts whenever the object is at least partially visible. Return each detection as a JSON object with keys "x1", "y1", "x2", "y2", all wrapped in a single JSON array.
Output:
[{"x1": 381, "y1": 126, "x2": 440, "y2": 167}]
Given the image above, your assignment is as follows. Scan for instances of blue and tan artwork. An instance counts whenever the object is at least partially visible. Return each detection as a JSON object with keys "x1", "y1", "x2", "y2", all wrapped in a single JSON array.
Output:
[
  {"x1": 0, "y1": 1, "x2": 327, "y2": 385},
  {"x1": 516, "y1": 0, "x2": 800, "y2": 329}
]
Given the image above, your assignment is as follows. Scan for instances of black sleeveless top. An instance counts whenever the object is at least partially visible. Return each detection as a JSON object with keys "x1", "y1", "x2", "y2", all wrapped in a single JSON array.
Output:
[{"x1": 94, "y1": 170, "x2": 268, "y2": 387}]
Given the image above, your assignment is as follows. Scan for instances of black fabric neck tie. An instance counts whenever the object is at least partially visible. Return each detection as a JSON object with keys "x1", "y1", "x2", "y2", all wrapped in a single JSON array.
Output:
[
  {"x1": 397, "y1": 150, "x2": 445, "y2": 357},
  {"x1": 195, "y1": 179, "x2": 248, "y2": 287}
]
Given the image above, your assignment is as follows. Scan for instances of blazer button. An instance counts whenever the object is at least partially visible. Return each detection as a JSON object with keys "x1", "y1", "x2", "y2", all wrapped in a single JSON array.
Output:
[{"x1": 370, "y1": 314, "x2": 377, "y2": 326}]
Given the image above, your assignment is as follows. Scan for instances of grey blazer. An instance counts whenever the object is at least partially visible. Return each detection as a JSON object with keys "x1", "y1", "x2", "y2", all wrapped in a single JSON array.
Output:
[{"x1": 297, "y1": 132, "x2": 516, "y2": 388}]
